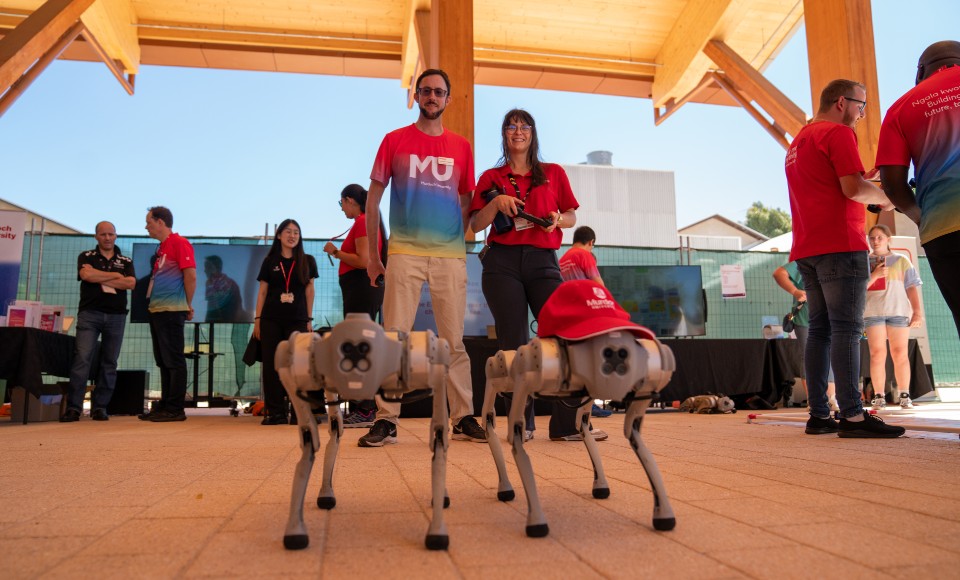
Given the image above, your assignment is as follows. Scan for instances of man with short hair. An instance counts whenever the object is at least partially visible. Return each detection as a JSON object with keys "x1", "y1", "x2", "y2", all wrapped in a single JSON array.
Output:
[
  {"x1": 559, "y1": 226, "x2": 604, "y2": 285},
  {"x1": 360, "y1": 68, "x2": 485, "y2": 446},
  {"x1": 140, "y1": 206, "x2": 196, "y2": 422},
  {"x1": 877, "y1": 40, "x2": 960, "y2": 339},
  {"x1": 60, "y1": 221, "x2": 136, "y2": 422},
  {"x1": 786, "y1": 79, "x2": 904, "y2": 438}
]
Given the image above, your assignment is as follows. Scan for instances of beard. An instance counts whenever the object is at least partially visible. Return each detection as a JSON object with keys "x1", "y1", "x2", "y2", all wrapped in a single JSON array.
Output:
[{"x1": 418, "y1": 103, "x2": 445, "y2": 120}]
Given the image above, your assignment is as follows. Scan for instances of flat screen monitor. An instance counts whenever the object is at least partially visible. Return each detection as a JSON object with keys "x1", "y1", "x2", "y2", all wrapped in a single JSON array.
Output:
[
  {"x1": 598, "y1": 265, "x2": 707, "y2": 337},
  {"x1": 413, "y1": 252, "x2": 494, "y2": 337},
  {"x1": 130, "y1": 243, "x2": 269, "y2": 324}
]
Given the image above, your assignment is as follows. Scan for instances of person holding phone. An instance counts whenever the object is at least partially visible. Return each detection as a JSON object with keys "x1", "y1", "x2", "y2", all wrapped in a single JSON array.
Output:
[{"x1": 864, "y1": 224, "x2": 924, "y2": 409}]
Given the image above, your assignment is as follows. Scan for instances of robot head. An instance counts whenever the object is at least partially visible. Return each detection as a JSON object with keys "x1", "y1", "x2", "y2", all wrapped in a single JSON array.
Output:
[{"x1": 316, "y1": 313, "x2": 403, "y2": 401}]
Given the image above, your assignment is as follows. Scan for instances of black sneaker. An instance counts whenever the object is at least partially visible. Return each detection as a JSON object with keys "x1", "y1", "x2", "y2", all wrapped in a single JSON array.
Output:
[
  {"x1": 147, "y1": 410, "x2": 187, "y2": 422},
  {"x1": 91, "y1": 408, "x2": 109, "y2": 421},
  {"x1": 59, "y1": 408, "x2": 81, "y2": 422},
  {"x1": 838, "y1": 412, "x2": 905, "y2": 438},
  {"x1": 805, "y1": 414, "x2": 838, "y2": 435},
  {"x1": 452, "y1": 416, "x2": 487, "y2": 442},
  {"x1": 358, "y1": 419, "x2": 397, "y2": 447}
]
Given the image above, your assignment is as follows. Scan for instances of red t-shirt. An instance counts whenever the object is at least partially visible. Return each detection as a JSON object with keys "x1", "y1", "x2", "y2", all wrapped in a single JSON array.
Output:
[
  {"x1": 559, "y1": 246, "x2": 600, "y2": 281},
  {"x1": 468, "y1": 163, "x2": 578, "y2": 249},
  {"x1": 786, "y1": 121, "x2": 868, "y2": 261},
  {"x1": 339, "y1": 214, "x2": 382, "y2": 276}
]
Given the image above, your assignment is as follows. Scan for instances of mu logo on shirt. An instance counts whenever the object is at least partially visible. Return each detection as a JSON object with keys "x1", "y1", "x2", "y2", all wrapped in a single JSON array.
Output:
[{"x1": 409, "y1": 155, "x2": 454, "y2": 182}]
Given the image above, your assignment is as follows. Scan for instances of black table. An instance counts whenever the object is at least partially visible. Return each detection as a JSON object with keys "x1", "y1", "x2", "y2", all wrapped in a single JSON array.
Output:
[
  {"x1": 0, "y1": 327, "x2": 75, "y2": 423},
  {"x1": 658, "y1": 339, "x2": 803, "y2": 404}
]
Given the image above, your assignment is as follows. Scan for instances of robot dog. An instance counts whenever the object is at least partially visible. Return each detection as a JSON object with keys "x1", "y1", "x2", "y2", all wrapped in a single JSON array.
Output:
[
  {"x1": 482, "y1": 280, "x2": 677, "y2": 537},
  {"x1": 274, "y1": 314, "x2": 452, "y2": 551}
]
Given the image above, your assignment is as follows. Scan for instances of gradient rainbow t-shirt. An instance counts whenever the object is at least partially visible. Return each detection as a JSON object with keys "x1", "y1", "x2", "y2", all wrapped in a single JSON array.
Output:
[
  {"x1": 148, "y1": 233, "x2": 196, "y2": 312},
  {"x1": 370, "y1": 124, "x2": 475, "y2": 258},
  {"x1": 877, "y1": 65, "x2": 960, "y2": 245}
]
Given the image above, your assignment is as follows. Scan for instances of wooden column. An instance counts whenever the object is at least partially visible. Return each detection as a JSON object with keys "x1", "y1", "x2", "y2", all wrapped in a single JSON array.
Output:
[
  {"x1": 434, "y1": 0, "x2": 474, "y2": 148},
  {"x1": 803, "y1": 0, "x2": 889, "y2": 230},
  {"x1": 432, "y1": 0, "x2": 475, "y2": 240}
]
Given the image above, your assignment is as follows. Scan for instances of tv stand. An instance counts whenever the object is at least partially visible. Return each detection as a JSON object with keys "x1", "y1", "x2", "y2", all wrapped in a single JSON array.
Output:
[{"x1": 185, "y1": 323, "x2": 230, "y2": 408}]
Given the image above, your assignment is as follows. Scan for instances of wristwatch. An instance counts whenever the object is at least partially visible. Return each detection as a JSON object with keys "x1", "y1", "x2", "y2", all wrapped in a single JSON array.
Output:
[{"x1": 557, "y1": 215, "x2": 563, "y2": 227}]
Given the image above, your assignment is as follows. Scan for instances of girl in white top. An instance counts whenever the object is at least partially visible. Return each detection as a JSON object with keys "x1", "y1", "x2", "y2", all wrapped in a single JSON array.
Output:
[{"x1": 864, "y1": 224, "x2": 923, "y2": 409}]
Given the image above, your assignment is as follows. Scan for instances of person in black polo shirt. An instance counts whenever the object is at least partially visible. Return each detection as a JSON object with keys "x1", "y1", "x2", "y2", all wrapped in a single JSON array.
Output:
[{"x1": 61, "y1": 221, "x2": 136, "y2": 422}]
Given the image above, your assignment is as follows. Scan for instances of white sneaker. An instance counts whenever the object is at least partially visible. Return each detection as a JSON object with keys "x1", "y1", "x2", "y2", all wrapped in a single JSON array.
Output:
[
  {"x1": 898, "y1": 393, "x2": 914, "y2": 409},
  {"x1": 870, "y1": 394, "x2": 886, "y2": 410},
  {"x1": 828, "y1": 396, "x2": 840, "y2": 412},
  {"x1": 524, "y1": 430, "x2": 534, "y2": 442}
]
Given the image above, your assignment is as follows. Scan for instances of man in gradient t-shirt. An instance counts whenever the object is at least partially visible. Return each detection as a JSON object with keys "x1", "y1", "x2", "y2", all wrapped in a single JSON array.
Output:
[
  {"x1": 141, "y1": 206, "x2": 196, "y2": 422},
  {"x1": 359, "y1": 68, "x2": 485, "y2": 447},
  {"x1": 878, "y1": 40, "x2": 960, "y2": 339}
]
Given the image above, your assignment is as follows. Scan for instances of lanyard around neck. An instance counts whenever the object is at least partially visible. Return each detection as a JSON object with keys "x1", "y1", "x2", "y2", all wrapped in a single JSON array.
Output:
[
  {"x1": 279, "y1": 258, "x2": 295, "y2": 293},
  {"x1": 506, "y1": 174, "x2": 527, "y2": 201}
]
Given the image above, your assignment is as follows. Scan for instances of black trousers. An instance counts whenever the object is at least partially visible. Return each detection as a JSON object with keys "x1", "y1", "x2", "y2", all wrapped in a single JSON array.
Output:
[
  {"x1": 148, "y1": 311, "x2": 188, "y2": 413},
  {"x1": 481, "y1": 243, "x2": 578, "y2": 438},
  {"x1": 339, "y1": 268, "x2": 384, "y2": 413},
  {"x1": 924, "y1": 229, "x2": 960, "y2": 340},
  {"x1": 259, "y1": 317, "x2": 308, "y2": 417}
]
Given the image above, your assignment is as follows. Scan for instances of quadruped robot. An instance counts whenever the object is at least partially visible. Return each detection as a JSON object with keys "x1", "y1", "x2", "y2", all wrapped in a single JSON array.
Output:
[
  {"x1": 482, "y1": 327, "x2": 678, "y2": 537},
  {"x1": 274, "y1": 313, "x2": 452, "y2": 551}
]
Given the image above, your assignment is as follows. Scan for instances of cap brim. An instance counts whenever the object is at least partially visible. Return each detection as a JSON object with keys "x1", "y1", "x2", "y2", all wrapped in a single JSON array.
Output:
[{"x1": 544, "y1": 317, "x2": 656, "y2": 341}]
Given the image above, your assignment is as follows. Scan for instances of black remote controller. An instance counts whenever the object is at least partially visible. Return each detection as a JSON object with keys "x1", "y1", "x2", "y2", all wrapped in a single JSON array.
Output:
[{"x1": 515, "y1": 210, "x2": 554, "y2": 228}]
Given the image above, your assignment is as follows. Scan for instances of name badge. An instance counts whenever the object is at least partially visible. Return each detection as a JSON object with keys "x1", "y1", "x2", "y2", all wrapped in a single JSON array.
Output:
[
  {"x1": 437, "y1": 157, "x2": 453, "y2": 166},
  {"x1": 280, "y1": 293, "x2": 294, "y2": 304},
  {"x1": 514, "y1": 217, "x2": 534, "y2": 231}
]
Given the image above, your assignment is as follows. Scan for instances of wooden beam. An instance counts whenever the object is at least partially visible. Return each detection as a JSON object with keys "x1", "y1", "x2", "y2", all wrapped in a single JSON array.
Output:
[
  {"x1": 0, "y1": 21, "x2": 82, "y2": 118},
  {"x1": 711, "y1": 72, "x2": 790, "y2": 150},
  {"x1": 653, "y1": 73, "x2": 714, "y2": 126},
  {"x1": 80, "y1": 0, "x2": 139, "y2": 74},
  {"x1": 79, "y1": 24, "x2": 133, "y2": 94},
  {"x1": 135, "y1": 20, "x2": 399, "y2": 56},
  {"x1": 651, "y1": 0, "x2": 748, "y2": 108},
  {"x1": 703, "y1": 39, "x2": 807, "y2": 138},
  {"x1": 400, "y1": 0, "x2": 430, "y2": 89},
  {"x1": 0, "y1": 0, "x2": 97, "y2": 96}
]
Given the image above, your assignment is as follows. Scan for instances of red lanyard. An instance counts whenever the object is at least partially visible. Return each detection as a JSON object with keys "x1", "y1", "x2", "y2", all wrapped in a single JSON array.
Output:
[{"x1": 279, "y1": 259, "x2": 295, "y2": 293}]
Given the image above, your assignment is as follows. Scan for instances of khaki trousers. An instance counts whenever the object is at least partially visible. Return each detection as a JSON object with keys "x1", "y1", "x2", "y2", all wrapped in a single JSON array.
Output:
[{"x1": 375, "y1": 254, "x2": 473, "y2": 425}]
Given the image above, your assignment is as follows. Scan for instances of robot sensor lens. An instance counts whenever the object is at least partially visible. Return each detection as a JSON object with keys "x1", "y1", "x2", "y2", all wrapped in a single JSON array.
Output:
[
  {"x1": 341, "y1": 342, "x2": 354, "y2": 355},
  {"x1": 601, "y1": 362, "x2": 614, "y2": 374},
  {"x1": 616, "y1": 364, "x2": 628, "y2": 375},
  {"x1": 603, "y1": 348, "x2": 614, "y2": 359},
  {"x1": 358, "y1": 342, "x2": 370, "y2": 355},
  {"x1": 618, "y1": 349, "x2": 628, "y2": 359}
]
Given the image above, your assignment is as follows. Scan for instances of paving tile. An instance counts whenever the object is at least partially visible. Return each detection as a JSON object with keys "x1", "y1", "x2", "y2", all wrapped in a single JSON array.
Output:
[
  {"x1": 81, "y1": 517, "x2": 224, "y2": 556},
  {"x1": 766, "y1": 520, "x2": 958, "y2": 568},
  {"x1": 712, "y1": 544, "x2": 881, "y2": 579},
  {"x1": 0, "y1": 535, "x2": 93, "y2": 579}
]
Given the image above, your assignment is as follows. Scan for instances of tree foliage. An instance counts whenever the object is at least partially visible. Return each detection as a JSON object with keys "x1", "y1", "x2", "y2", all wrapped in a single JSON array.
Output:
[{"x1": 744, "y1": 201, "x2": 791, "y2": 237}]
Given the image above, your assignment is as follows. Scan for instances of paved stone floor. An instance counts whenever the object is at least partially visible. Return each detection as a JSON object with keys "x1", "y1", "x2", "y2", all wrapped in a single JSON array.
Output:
[{"x1": 2, "y1": 404, "x2": 958, "y2": 579}]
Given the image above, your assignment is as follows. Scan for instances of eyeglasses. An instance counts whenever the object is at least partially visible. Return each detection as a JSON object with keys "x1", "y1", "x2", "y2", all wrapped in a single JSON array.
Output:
[
  {"x1": 839, "y1": 96, "x2": 866, "y2": 112},
  {"x1": 506, "y1": 124, "x2": 533, "y2": 133},
  {"x1": 416, "y1": 87, "x2": 448, "y2": 98},
  {"x1": 338, "y1": 199, "x2": 343, "y2": 207}
]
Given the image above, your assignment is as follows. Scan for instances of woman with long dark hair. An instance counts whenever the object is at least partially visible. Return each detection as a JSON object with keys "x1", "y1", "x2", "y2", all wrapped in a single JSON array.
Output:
[
  {"x1": 469, "y1": 108, "x2": 604, "y2": 442},
  {"x1": 254, "y1": 219, "x2": 318, "y2": 424},
  {"x1": 323, "y1": 184, "x2": 387, "y2": 427}
]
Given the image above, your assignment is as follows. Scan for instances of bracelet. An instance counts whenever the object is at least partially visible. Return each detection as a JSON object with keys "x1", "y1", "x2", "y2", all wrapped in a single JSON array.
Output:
[
  {"x1": 557, "y1": 215, "x2": 563, "y2": 226},
  {"x1": 307, "y1": 317, "x2": 314, "y2": 321},
  {"x1": 255, "y1": 316, "x2": 261, "y2": 319}
]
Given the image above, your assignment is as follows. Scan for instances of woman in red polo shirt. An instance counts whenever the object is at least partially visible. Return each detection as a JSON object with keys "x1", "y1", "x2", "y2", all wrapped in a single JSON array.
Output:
[
  {"x1": 323, "y1": 184, "x2": 386, "y2": 427},
  {"x1": 469, "y1": 108, "x2": 605, "y2": 442}
]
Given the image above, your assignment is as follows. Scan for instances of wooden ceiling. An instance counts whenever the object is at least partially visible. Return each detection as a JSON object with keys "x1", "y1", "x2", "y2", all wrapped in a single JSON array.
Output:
[{"x1": 0, "y1": 0, "x2": 804, "y2": 111}]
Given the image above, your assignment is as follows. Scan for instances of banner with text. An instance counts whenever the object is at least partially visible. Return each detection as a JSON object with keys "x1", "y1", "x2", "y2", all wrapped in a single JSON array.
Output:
[{"x1": 0, "y1": 210, "x2": 26, "y2": 312}]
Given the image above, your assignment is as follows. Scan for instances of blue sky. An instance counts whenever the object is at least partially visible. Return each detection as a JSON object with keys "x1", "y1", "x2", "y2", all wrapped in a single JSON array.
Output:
[{"x1": 0, "y1": 1, "x2": 957, "y2": 238}]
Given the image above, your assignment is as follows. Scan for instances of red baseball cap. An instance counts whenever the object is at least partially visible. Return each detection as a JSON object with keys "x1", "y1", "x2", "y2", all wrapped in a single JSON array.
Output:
[{"x1": 538, "y1": 280, "x2": 655, "y2": 341}]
